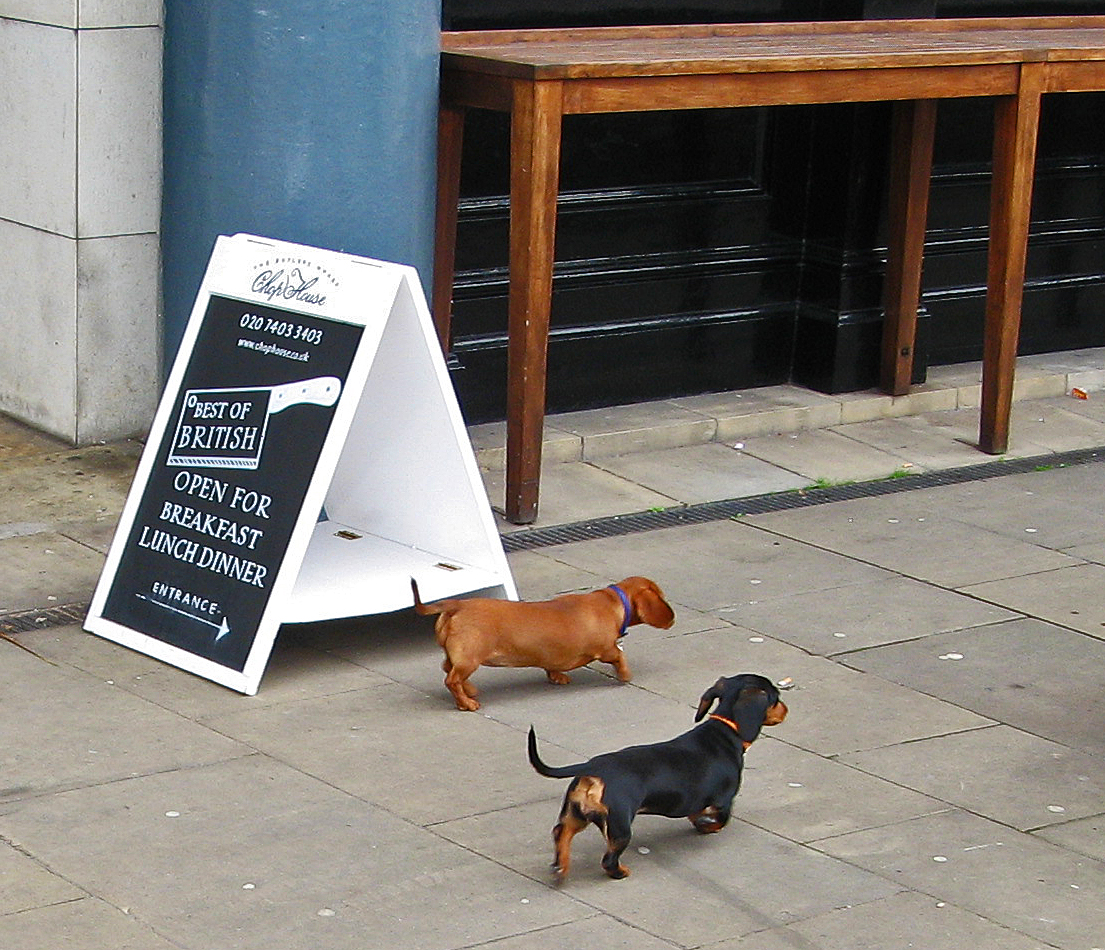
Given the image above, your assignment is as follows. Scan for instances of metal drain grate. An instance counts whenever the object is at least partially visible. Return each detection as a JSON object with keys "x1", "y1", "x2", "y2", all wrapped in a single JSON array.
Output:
[
  {"x1": 502, "y1": 446, "x2": 1105, "y2": 553},
  {"x1": 0, "y1": 603, "x2": 89, "y2": 634}
]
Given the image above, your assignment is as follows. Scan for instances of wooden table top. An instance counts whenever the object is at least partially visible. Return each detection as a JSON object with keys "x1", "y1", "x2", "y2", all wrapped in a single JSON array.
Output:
[{"x1": 442, "y1": 17, "x2": 1105, "y2": 80}]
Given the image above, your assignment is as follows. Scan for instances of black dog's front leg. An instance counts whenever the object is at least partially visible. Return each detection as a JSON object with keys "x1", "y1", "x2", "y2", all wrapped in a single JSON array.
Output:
[{"x1": 689, "y1": 802, "x2": 732, "y2": 834}]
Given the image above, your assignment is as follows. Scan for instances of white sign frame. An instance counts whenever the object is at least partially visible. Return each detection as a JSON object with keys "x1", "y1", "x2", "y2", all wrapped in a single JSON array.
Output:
[{"x1": 86, "y1": 234, "x2": 515, "y2": 695}]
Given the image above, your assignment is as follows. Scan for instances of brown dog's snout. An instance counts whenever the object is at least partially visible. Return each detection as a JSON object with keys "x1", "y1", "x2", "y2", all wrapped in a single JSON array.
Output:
[{"x1": 764, "y1": 700, "x2": 788, "y2": 726}]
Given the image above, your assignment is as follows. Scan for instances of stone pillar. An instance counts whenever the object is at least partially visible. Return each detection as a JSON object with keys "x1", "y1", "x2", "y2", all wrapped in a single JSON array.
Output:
[
  {"x1": 0, "y1": 4, "x2": 162, "y2": 443},
  {"x1": 161, "y1": 0, "x2": 441, "y2": 361}
]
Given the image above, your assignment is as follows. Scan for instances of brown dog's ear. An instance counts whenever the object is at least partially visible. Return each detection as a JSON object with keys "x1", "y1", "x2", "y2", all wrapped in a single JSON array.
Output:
[
  {"x1": 694, "y1": 677, "x2": 728, "y2": 721},
  {"x1": 634, "y1": 582, "x2": 675, "y2": 629}
]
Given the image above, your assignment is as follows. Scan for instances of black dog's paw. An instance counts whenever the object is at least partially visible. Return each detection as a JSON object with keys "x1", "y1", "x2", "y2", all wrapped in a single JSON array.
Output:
[{"x1": 691, "y1": 807, "x2": 725, "y2": 834}]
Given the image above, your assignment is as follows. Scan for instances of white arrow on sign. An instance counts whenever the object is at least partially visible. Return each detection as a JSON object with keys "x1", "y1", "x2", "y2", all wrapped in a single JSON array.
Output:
[{"x1": 136, "y1": 593, "x2": 231, "y2": 641}]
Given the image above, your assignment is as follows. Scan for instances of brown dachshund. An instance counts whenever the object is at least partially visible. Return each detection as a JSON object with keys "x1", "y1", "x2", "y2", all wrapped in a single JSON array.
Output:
[
  {"x1": 528, "y1": 674, "x2": 788, "y2": 880},
  {"x1": 411, "y1": 576, "x2": 675, "y2": 711}
]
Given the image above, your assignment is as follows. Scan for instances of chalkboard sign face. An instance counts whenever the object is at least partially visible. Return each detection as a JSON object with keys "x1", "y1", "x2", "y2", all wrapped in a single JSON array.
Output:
[
  {"x1": 86, "y1": 235, "x2": 392, "y2": 693},
  {"x1": 100, "y1": 293, "x2": 363, "y2": 672}
]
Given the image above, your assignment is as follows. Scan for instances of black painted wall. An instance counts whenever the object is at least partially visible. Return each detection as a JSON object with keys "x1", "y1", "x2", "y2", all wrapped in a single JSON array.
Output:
[{"x1": 442, "y1": 0, "x2": 1105, "y2": 422}]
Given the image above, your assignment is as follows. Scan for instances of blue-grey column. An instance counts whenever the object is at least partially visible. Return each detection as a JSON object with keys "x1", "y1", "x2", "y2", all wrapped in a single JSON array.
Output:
[{"x1": 162, "y1": 0, "x2": 440, "y2": 361}]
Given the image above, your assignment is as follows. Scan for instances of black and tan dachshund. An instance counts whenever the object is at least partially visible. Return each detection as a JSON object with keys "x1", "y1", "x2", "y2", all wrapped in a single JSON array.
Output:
[{"x1": 527, "y1": 673, "x2": 788, "y2": 880}]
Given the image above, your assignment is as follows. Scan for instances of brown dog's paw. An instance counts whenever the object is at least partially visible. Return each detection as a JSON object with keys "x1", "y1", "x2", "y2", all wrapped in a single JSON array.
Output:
[
  {"x1": 453, "y1": 696, "x2": 481, "y2": 711},
  {"x1": 545, "y1": 670, "x2": 571, "y2": 685}
]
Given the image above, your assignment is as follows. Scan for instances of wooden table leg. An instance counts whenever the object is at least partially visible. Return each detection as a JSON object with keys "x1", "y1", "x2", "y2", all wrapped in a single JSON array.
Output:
[
  {"x1": 881, "y1": 99, "x2": 937, "y2": 396},
  {"x1": 432, "y1": 102, "x2": 465, "y2": 354},
  {"x1": 979, "y1": 63, "x2": 1043, "y2": 454},
  {"x1": 504, "y1": 79, "x2": 563, "y2": 524}
]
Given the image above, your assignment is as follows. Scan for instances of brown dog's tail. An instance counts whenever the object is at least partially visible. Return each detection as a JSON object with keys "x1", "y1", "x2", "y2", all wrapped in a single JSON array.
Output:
[
  {"x1": 528, "y1": 726, "x2": 588, "y2": 779},
  {"x1": 410, "y1": 577, "x2": 444, "y2": 616}
]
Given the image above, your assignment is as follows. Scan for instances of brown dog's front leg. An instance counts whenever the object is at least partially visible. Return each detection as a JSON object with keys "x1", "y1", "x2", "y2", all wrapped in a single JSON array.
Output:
[{"x1": 606, "y1": 648, "x2": 631, "y2": 682}]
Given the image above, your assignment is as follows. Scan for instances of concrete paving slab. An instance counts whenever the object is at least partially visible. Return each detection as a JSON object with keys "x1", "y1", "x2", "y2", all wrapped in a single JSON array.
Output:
[
  {"x1": 0, "y1": 839, "x2": 83, "y2": 913},
  {"x1": 831, "y1": 407, "x2": 1043, "y2": 468},
  {"x1": 734, "y1": 738, "x2": 948, "y2": 843},
  {"x1": 469, "y1": 417, "x2": 582, "y2": 469},
  {"x1": 762, "y1": 463, "x2": 1105, "y2": 556},
  {"x1": 479, "y1": 676, "x2": 695, "y2": 760},
  {"x1": 812, "y1": 809, "x2": 1105, "y2": 949},
  {"x1": 627, "y1": 628, "x2": 994, "y2": 756},
  {"x1": 961, "y1": 562, "x2": 1105, "y2": 640},
  {"x1": 0, "y1": 898, "x2": 182, "y2": 950},
  {"x1": 435, "y1": 799, "x2": 902, "y2": 946},
  {"x1": 550, "y1": 400, "x2": 717, "y2": 458},
  {"x1": 740, "y1": 427, "x2": 917, "y2": 483},
  {"x1": 503, "y1": 548, "x2": 605, "y2": 596},
  {"x1": 13, "y1": 623, "x2": 392, "y2": 721},
  {"x1": 0, "y1": 442, "x2": 140, "y2": 529},
  {"x1": 1064, "y1": 539, "x2": 1105, "y2": 564},
  {"x1": 833, "y1": 384, "x2": 966, "y2": 424},
  {"x1": 838, "y1": 400, "x2": 1105, "y2": 466},
  {"x1": 0, "y1": 413, "x2": 71, "y2": 458},
  {"x1": 839, "y1": 617, "x2": 1105, "y2": 755},
  {"x1": 13, "y1": 622, "x2": 170, "y2": 681},
  {"x1": 1014, "y1": 345, "x2": 1105, "y2": 379},
  {"x1": 749, "y1": 499, "x2": 1079, "y2": 588},
  {"x1": 1, "y1": 755, "x2": 583, "y2": 950},
  {"x1": 483, "y1": 459, "x2": 673, "y2": 528},
  {"x1": 54, "y1": 518, "x2": 118, "y2": 555},
  {"x1": 592, "y1": 442, "x2": 810, "y2": 504},
  {"x1": 708, "y1": 890, "x2": 1059, "y2": 950},
  {"x1": 0, "y1": 531, "x2": 107, "y2": 612},
  {"x1": 0, "y1": 645, "x2": 248, "y2": 803},
  {"x1": 958, "y1": 367, "x2": 1070, "y2": 407},
  {"x1": 202, "y1": 680, "x2": 559, "y2": 823},
  {"x1": 546, "y1": 520, "x2": 894, "y2": 613},
  {"x1": 1063, "y1": 388, "x2": 1105, "y2": 422},
  {"x1": 938, "y1": 465, "x2": 1105, "y2": 550},
  {"x1": 134, "y1": 637, "x2": 393, "y2": 719},
  {"x1": 670, "y1": 384, "x2": 842, "y2": 439},
  {"x1": 733, "y1": 574, "x2": 1017, "y2": 654},
  {"x1": 1035, "y1": 814, "x2": 1105, "y2": 863},
  {"x1": 12, "y1": 623, "x2": 171, "y2": 689},
  {"x1": 1001, "y1": 396, "x2": 1105, "y2": 451},
  {"x1": 841, "y1": 724, "x2": 1105, "y2": 831},
  {"x1": 463, "y1": 914, "x2": 678, "y2": 950}
]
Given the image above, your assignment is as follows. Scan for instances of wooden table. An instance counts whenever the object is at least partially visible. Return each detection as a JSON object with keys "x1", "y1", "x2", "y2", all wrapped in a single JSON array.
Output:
[{"x1": 432, "y1": 17, "x2": 1105, "y2": 523}]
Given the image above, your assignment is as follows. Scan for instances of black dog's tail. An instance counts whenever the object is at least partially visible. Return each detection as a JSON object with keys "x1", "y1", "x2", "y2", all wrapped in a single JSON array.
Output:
[{"x1": 528, "y1": 726, "x2": 586, "y2": 779}]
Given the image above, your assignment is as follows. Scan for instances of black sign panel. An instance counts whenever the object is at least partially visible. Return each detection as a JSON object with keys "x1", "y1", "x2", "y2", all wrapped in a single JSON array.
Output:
[{"x1": 100, "y1": 294, "x2": 363, "y2": 673}]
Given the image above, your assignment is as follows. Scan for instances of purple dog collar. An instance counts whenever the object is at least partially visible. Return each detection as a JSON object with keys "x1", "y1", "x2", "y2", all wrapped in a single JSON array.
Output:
[{"x1": 608, "y1": 584, "x2": 632, "y2": 638}]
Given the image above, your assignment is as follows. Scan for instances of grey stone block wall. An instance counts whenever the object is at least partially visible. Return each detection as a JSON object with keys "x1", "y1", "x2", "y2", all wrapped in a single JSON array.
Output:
[{"x1": 0, "y1": 2, "x2": 162, "y2": 443}]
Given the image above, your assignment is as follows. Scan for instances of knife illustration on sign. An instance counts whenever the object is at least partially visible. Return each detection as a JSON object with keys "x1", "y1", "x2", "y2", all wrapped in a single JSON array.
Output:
[{"x1": 167, "y1": 377, "x2": 342, "y2": 469}]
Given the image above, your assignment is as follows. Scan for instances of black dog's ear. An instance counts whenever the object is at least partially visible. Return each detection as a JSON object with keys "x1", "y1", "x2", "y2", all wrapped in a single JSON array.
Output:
[
  {"x1": 734, "y1": 687, "x2": 773, "y2": 743},
  {"x1": 694, "y1": 677, "x2": 728, "y2": 721}
]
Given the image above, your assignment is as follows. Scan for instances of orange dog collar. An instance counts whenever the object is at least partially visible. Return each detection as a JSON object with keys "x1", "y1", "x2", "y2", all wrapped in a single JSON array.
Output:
[{"x1": 707, "y1": 713, "x2": 741, "y2": 736}]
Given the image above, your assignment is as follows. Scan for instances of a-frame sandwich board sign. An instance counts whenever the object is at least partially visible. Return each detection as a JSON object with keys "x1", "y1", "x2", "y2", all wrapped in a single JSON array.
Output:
[{"x1": 85, "y1": 233, "x2": 516, "y2": 695}]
